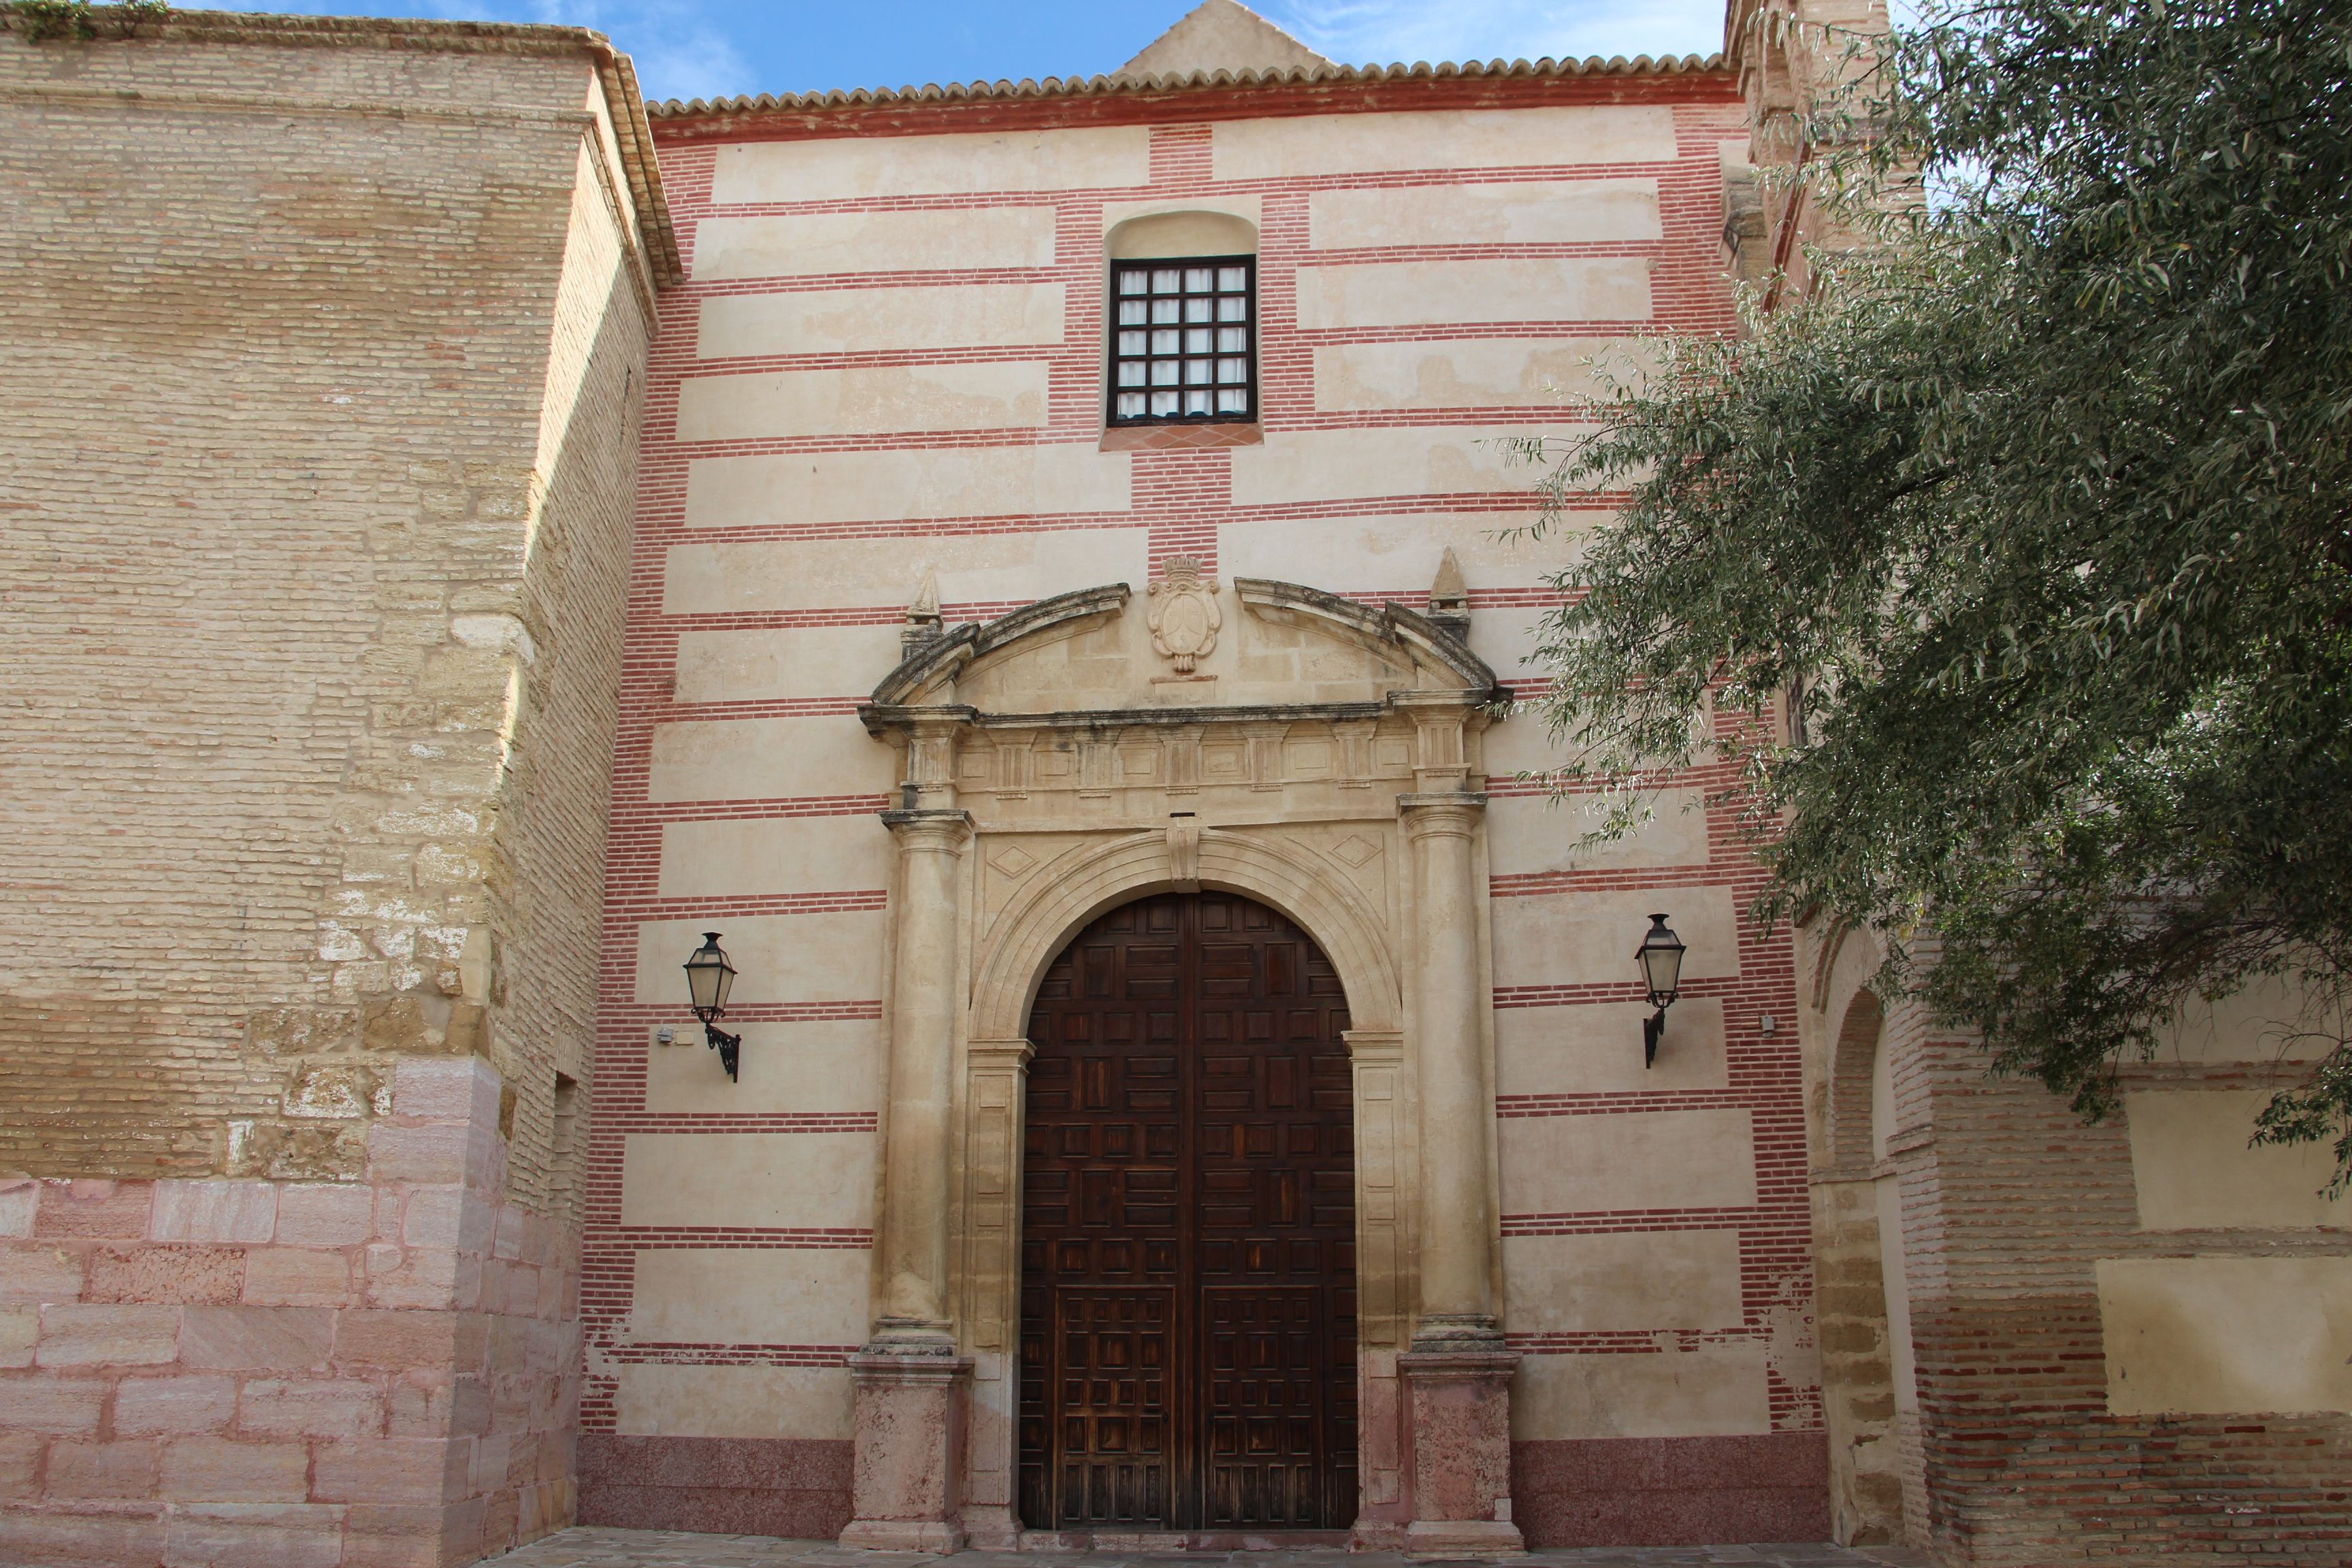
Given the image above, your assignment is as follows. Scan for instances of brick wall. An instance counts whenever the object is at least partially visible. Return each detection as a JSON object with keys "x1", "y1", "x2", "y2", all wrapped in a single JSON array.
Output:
[
  {"x1": 1803, "y1": 928, "x2": 2352, "y2": 1565},
  {"x1": 0, "y1": 6, "x2": 646, "y2": 1194},
  {"x1": 588, "y1": 66, "x2": 1827, "y2": 1546},
  {"x1": 1898, "y1": 1020, "x2": 2352, "y2": 1565}
]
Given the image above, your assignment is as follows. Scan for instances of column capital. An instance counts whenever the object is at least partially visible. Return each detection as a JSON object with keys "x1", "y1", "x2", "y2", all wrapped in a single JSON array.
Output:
[
  {"x1": 1408, "y1": 1312, "x2": 1506, "y2": 1353},
  {"x1": 881, "y1": 807, "x2": 973, "y2": 853},
  {"x1": 966, "y1": 1036, "x2": 1034, "y2": 1069},
  {"x1": 1396, "y1": 791, "x2": 1486, "y2": 837}
]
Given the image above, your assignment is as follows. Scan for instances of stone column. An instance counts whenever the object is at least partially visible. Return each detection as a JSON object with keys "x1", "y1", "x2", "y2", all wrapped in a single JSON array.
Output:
[
  {"x1": 1396, "y1": 790, "x2": 1522, "y2": 1556},
  {"x1": 1399, "y1": 791, "x2": 1499, "y2": 1342},
  {"x1": 845, "y1": 806, "x2": 973, "y2": 1552}
]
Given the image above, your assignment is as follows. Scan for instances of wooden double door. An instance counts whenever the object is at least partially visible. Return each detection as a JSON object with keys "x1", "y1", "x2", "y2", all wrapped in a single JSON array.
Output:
[{"x1": 1017, "y1": 892, "x2": 1358, "y2": 1532}]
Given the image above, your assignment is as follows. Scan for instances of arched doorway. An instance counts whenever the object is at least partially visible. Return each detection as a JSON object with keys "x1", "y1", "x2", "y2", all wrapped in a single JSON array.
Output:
[{"x1": 1017, "y1": 890, "x2": 1359, "y2": 1532}]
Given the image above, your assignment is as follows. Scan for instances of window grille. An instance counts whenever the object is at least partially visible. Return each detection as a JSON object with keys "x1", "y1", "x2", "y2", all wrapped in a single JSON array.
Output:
[{"x1": 1108, "y1": 257, "x2": 1255, "y2": 425}]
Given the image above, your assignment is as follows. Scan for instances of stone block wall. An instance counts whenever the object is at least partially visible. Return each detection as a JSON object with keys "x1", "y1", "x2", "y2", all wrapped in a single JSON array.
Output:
[
  {"x1": 0, "y1": 12, "x2": 671, "y2": 1563},
  {"x1": 0, "y1": 1059, "x2": 574, "y2": 1567}
]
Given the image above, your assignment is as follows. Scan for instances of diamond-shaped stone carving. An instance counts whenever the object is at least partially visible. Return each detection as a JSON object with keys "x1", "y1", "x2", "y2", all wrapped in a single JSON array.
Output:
[
  {"x1": 1331, "y1": 834, "x2": 1380, "y2": 868},
  {"x1": 989, "y1": 847, "x2": 1038, "y2": 879}
]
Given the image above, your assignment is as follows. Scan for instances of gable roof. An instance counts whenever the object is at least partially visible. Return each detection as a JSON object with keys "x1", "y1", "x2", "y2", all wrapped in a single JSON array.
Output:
[{"x1": 1120, "y1": 0, "x2": 1331, "y2": 78}]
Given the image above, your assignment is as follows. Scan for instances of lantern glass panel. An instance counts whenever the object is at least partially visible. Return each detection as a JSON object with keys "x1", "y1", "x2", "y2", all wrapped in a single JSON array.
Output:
[
  {"x1": 1637, "y1": 915, "x2": 1686, "y2": 1001},
  {"x1": 685, "y1": 934, "x2": 736, "y2": 1015}
]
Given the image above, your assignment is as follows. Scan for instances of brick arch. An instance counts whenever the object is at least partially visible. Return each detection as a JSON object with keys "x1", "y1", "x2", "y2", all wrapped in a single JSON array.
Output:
[{"x1": 1829, "y1": 987, "x2": 1886, "y2": 1172}]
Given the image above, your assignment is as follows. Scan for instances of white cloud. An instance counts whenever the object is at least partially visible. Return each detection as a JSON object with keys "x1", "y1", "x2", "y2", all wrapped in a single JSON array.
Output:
[
  {"x1": 621, "y1": 24, "x2": 757, "y2": 103},
  {"x1": 1263, "y1": 0, "x2": 1726, "y2": 68},
  {"x1": 523, "y1": 0, "x2": 756, "y2": 101}
]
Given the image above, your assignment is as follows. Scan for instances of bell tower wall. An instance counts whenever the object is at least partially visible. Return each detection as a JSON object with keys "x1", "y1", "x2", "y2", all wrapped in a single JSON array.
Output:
[{"x1": 0, "y1": 14, "x2": 673, "y2": 1566}]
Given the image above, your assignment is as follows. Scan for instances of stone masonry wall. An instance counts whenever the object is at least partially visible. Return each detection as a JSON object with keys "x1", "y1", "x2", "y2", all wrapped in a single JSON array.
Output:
[
  {"x1": 0, "y1": 1058, "x2": 573, "y2": 1568},
  {"x1": 0, "y1": 13, "x2": 662, "y2": 1565}
]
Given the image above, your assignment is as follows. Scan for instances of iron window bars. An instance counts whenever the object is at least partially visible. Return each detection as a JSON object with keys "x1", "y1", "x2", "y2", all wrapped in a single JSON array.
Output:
[{"x1": 1108, "y1": 257, "x2": 1256, "y2": 425}]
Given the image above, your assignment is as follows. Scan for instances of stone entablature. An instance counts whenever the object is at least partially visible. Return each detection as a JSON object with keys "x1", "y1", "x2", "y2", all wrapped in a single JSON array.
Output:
[{"x1": 865, "y1": 578, "x2": 1500, "y2": 811}]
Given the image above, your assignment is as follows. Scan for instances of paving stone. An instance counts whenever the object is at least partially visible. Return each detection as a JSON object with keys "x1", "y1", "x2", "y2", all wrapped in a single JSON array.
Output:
[{"x1": 483, "y1": 1529, "x2": 1895, "y2": 1568}]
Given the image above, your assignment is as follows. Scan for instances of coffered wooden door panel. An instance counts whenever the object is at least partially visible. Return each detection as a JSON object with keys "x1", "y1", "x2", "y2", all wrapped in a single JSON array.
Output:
[{"x1": 1019, "y1": 892, "x2": 1357, "y2": 1532}]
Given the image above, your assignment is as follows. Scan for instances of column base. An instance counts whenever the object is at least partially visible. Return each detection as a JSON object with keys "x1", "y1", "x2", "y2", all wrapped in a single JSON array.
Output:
[
  {"x1": 955, "y1": 1508, "x2": 1024, "y2": 1551},
  {"x1": 1403, "y1": 1518, "x2": 1526, "y2": 1558},
  {"x1": 839, "y1": 1520, "x2": 968, "y2": 1553},
  {"x1": 1400, "y1": 1347, "x2": 1521, "y2": 1556},
  {"x1": 841, "y1": 1350, "x2": 972, "y2": 1555}
]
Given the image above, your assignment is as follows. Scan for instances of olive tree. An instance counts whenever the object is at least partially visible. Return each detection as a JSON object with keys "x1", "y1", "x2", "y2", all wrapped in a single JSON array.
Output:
[{"x1": 1518, "y1": 0, "x2": 2352, "y2": 1182}]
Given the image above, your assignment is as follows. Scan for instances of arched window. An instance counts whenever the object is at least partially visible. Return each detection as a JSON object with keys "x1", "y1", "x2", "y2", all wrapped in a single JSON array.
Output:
[{"x1": 1105, "y1": 211, "x2": 1259, "y2": 427}]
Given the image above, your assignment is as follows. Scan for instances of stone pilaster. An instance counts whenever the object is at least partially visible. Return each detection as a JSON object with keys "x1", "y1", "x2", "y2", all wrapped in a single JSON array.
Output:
[
  {"x1": 954, "y1": 1036, "x2": 1036, "y2": 1548},
  {"x1": 1397, "y1": 790, "x2": 1521, "y2": 1555},
  {"x1": 1398, "y1": 790, "x2": 1500, "y2": 1346},
  {"x1": 845, "y1": 806, "x2": 974, "y2": 1552},
  {"x1": 871, "y1": 806, "x2": 972, "y2": 1346}
]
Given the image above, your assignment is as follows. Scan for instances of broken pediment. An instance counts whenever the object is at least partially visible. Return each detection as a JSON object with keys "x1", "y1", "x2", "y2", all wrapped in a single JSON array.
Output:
[{"x1": 862, "y1": 576, "x2": 1497, "y2": 721}]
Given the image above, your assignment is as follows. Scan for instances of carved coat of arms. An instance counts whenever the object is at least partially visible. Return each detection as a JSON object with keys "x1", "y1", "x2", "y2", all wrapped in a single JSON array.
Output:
[{"x1": 1146, "y1": 556, "x2": 1222, "y2": 674}]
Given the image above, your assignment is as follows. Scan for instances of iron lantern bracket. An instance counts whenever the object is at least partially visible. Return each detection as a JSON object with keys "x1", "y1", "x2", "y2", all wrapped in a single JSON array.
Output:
[
  {"x1": 1644, "y1": 1004, "x2": 1670, "y2": 1068},
  {"x1": 697, "y1": 1013, "x2": 742, "y2": 1081}
]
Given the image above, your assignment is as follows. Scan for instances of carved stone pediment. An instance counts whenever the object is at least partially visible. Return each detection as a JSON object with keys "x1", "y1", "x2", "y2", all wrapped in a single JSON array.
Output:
[
  {"x1": 859, "y1": 577, "x2": 1501, "y2": 818},
  {"x1": 864, "y1": 577, "x2": 1497, "y2": 721}
]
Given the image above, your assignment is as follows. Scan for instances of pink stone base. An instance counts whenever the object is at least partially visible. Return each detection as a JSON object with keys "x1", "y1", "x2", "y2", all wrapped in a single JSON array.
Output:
[
  {"x1": 1511, "y1": 1433, "x2": 1831, "y2": 1548},
  {"x1": 840, "y1": 1518, "x2": 966, "y2": 1551},
  {"x1": 576, "y1": 1435, "x2": 851, "y2": 1538},
  {"x1": 840, "y1": 1352, "x2": 970, "y2": 1555},
  {"x1": 1404, "y1": 1518, "x2": 1528, "y2": 1558},
  {"x1": 0, "y1": 1059, "x2": 579, "y2": 1568},
  {"x1": 957, "y1": 1506, "x2": 1023, "y2": 1550},
  {"x1": 1400, "y1": 1348, "x2": 1522, "y2": 1555}
]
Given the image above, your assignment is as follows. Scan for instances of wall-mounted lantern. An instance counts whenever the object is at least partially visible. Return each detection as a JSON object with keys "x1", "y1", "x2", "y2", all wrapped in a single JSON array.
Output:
[
  {"x1": 683, "y1": 931, "x2": 742, "y2": 1082},
  {"x1": 1636, "y1": 912, "x2": 1686, "y2": 1068}
]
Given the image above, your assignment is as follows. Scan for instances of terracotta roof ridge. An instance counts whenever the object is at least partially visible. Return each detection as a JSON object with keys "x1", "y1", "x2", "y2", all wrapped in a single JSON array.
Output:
[
  {"x1": 649, "y1": 51, "x2": 1730, "y2": 120},
  {"x1": 0, "y1": 5, "x2": 629, "y2": 50}
]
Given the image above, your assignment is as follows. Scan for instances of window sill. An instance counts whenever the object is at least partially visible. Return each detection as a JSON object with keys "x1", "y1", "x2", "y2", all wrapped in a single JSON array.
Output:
[{"x1": 1100, "y1": 423, "x2": 1264, "y2": 453}]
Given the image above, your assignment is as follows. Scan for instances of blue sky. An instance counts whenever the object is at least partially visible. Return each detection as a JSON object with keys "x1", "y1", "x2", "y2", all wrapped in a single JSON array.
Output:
[{"x1": 202, "y1": 1, "x2": 1729, "y2": 105}]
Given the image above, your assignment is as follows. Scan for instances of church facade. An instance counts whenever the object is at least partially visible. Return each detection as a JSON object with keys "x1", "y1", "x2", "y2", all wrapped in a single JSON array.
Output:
[{"x1": 0, "y1": 5, "x2": 2344, "y2": 1567}]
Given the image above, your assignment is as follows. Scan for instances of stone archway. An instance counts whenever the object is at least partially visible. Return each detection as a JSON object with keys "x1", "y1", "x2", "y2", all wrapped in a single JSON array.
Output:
[
  {"x1": 1808, "y1": 928, "x2": 1927, "y2": 1551},
  {"x1": 951, "y1": 826, "x2": 1414, "y2": 1547}
]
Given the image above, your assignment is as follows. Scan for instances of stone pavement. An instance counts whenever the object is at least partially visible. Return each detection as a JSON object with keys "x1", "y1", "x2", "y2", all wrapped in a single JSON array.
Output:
[{"x1": 488, "y1": 1527, "x2": 1931, "y2": 1568}]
